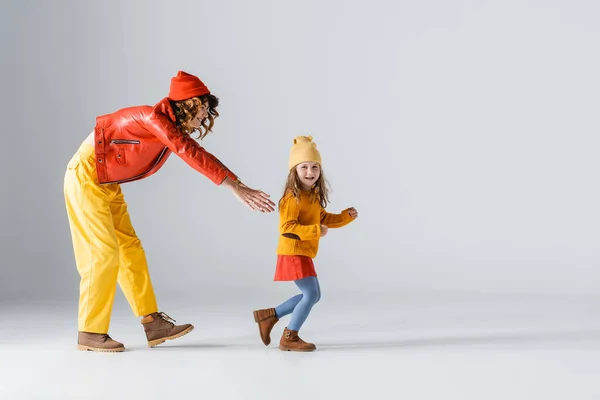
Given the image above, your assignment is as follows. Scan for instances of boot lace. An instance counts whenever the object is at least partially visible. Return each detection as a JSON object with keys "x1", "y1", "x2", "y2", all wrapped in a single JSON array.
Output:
[
  {"x1": 100, "y1": 334, "x2": 112, "y2": 342},
  {"x1": 156, "y1": 312, "x2": 176, "y2": 328}
]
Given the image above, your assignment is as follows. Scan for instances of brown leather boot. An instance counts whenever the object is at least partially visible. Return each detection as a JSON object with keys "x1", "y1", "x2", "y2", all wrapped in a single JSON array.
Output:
[
  {"x1": 253, "y1": 308, "x2": 279, "y2": 346},
  {"x1": 141, "y1": 312, "x2": 194, "y2": 347},
  {"x1": 77, "y1": 332, "x2": 125, "y2": 352},
  {"x1": 278, "y1": 327, "x2": 316, "y2": 352}
]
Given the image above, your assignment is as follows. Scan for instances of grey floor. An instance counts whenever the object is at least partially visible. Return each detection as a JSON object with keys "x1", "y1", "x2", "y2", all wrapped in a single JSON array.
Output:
[{"x1": 2, "y1": 293, "x2": 600, "y2": 399}]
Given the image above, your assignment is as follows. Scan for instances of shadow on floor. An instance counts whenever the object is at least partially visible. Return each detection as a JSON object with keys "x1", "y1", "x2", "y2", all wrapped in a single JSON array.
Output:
[{"x1": 317, "y1": 329, "x2": 600, "y2": 351}]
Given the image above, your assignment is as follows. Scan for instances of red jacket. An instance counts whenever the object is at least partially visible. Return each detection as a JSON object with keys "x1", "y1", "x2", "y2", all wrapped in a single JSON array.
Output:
[{"x1": 93, "y1": 97, "x2": 238, "y2": 185}]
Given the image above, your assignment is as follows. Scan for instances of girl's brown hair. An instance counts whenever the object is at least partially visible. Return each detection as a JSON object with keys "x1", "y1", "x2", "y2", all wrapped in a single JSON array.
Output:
[
  {"x1": 279, "y1": 167, "x2": 330, "y2": 210},
  {"x1": 170, "y1": 94, "x2": 219, "y2": 139}
]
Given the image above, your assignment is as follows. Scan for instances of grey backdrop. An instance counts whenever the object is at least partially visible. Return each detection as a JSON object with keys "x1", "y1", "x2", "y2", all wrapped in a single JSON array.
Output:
[{"x1": 2, "y1": 0, "x2": 599, "y2": 306}]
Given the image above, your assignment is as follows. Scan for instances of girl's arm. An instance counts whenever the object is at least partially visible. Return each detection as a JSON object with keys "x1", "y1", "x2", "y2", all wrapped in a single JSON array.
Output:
[
  {"x1": 320, "y1": 207, "x2": 355, "y2": 228},
  {"x1": 280, "y1": 195, "x2": 322, "y2": 240}
]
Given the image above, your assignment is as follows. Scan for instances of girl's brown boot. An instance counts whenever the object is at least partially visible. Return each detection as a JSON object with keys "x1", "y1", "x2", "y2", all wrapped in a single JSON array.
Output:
[
  {"x1": 278, "y1": 327, "x2": 316, "y2": 352},
  {"x1": 253, "y1": 308, "x2": 279, "y2": 346}
]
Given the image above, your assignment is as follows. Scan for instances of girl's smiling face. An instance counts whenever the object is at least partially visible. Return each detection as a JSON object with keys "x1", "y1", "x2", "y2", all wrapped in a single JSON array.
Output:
[{"x1": 295, "y1": 162, "x2": 321, "y2": 190}]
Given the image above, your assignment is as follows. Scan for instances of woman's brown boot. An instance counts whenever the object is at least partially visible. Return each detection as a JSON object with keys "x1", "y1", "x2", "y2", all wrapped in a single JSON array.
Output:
[
  {"x1": 253, "y1": 308, "x2": 279, "y2": 346},
  {"x1": 77, "y1": 332, "x2": 125, "y2": 352},
  {"x1": 278, "y1": 327, "x2": 316, "y2": 352},
  {"x1": 141, "y1": 312, "x2": 194, "y2": 347}
]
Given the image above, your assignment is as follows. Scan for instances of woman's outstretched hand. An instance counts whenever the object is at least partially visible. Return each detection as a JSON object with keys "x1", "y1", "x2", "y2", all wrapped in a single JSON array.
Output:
[{"x1": 222, "y1": 177, "x2": 276, "y2": 212}]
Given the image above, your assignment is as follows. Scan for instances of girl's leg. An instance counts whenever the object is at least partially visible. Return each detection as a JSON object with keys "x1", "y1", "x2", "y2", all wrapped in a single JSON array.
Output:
[
  {"x1": 287, "y1": 276, "x2": 320, "y2": 331},
  {"x1": 274, "y1": 276, "x2": 321, "y2": 318},
  {"x1": 275, "y1": 294, "x2": 302, "y2": 319}
]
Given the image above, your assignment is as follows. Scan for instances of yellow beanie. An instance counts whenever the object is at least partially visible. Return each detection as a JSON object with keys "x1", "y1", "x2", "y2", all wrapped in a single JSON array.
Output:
[{"x1": 289, "y1": 135, "x2": 322, "y2": 170}]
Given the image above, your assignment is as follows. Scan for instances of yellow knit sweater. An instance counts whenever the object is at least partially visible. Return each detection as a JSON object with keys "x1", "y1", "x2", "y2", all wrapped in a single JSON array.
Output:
[{"x1": 277, "y1": 190, "x2": 354, "y2": 258}]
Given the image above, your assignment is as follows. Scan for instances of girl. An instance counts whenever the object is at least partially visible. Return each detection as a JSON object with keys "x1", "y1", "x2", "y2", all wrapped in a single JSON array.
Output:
[
  {"x1": 65, "y1": 71, "x2": 275, "y2": 352},
  {"x1": 253, "y1": 136, "x2": 358, "y2": 351}
]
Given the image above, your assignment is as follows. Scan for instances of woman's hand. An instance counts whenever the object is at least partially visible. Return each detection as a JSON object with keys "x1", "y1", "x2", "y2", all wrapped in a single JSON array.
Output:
[{"x1": 222, "y1": 177, "x2": 276, "y2": 212}]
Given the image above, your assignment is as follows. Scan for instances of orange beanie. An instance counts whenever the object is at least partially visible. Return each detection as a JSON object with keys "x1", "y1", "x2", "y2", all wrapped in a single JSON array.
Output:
[{"x1": 168, "y1": 71, "x2": 210, "y2": 101}]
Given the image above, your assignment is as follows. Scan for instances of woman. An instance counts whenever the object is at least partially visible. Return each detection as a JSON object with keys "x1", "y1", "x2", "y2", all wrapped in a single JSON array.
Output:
[{"x1": 65, "y1": 71, "x2": 275, "y2": 352}]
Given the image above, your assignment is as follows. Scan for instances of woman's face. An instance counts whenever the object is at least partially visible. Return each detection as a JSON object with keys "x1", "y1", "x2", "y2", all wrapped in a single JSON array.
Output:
[{"x1": 189, "y1": 101, "x2": 209, "y2": 129}]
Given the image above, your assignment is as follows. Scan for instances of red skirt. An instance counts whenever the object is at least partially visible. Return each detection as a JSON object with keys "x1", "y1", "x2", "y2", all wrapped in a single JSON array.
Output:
[{"x1": 274, "y1": 255, "x2": 317, "y2": 281}]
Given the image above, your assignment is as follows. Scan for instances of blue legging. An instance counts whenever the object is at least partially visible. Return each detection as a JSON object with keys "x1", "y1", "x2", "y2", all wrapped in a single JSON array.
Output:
[{"x1": 274, "y1": 276, "x2": 321, "y2": 332}]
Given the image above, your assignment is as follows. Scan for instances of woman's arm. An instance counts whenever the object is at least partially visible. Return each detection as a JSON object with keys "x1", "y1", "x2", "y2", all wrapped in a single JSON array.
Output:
[
  {"x1": 147, "y1": 112, "x2": 237, "y2": 185},
  {"x1": 147, "y1": 112, "x2": 275, "y2": 212},
  {"x1": 221, "y1": 177, "x2": 275, "y2": 212}
]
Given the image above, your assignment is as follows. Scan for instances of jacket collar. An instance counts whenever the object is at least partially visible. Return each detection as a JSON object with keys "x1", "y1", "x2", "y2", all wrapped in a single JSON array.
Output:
[{"x1": 153, "y1": 97, "x2": 177, "y2": 123}]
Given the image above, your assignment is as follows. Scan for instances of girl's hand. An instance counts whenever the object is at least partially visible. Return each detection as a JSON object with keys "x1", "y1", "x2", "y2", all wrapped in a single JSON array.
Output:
[
  {"x1": 320, "y1": 225, "x2": 329, "y2": 237},
  {"x1": 347, "y1": 207, "x2": 358, "y2": 219},
  {"x1": 223, "y1": 177, "x2": 276, "y2": 212}
]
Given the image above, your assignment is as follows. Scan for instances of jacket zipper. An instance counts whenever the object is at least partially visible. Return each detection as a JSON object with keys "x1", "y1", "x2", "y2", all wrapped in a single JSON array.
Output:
[
  {"x1": 111, "y1": 139, "x2": 140, "y2": 144},
  {"x1": 102, "y1": 146, "x2": 169, "y2": 184}
]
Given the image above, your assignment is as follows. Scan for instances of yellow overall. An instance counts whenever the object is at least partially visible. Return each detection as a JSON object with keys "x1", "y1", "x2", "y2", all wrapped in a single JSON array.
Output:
[{"x1": 64, "y1": 143, "x2": 158, "y2": 333}]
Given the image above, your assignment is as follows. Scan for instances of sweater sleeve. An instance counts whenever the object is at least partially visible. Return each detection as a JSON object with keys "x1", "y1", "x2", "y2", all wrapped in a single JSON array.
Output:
[
  {"x1": 146, "y1": 112, "x2": 238, "y2": 185},
  {"x1": 320, "y1": 208, "x2": 354, "y2": 228},
  {"x1": 279, "y1": 195, "x2": 321, "y2": 240}
]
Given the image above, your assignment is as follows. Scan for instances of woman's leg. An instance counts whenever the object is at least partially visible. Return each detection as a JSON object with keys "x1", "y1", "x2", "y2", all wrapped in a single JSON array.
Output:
[
  {"x1": 110, "y1": 182, "x2": 193, "y2": 347},
  {"x1": 111, "y1": 186, "x2": 158, "y2": 317},
  {"x1": 64, "y1": 158, "x2": 120, "y2": 334}
]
